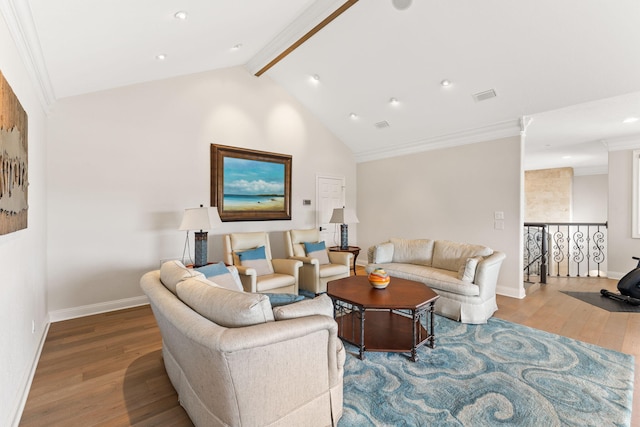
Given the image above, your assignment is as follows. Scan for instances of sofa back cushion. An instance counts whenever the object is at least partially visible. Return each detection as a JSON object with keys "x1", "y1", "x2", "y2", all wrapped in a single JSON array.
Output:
[
  {"x1": 290, "y1": 228, "x2": 320, "y2": 257},
  {"x1": 160, "y1": 260, "x2": 204, "y2": 294},
  {"x1": 390, "y1": 238, "x2": 435, "y2": 266},
  {"x1": 176, "y1": 277, "x2": 274, "y2": 327},
  {"x1": 432, "y1": 240, "x2": 493, "y2": 272}
]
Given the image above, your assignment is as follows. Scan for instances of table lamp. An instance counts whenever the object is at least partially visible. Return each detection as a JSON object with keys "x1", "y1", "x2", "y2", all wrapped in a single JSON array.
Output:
[
  {"x1": 179, "y1": 205, "x2": 222, "y2": 267},
  {"x1": 329, "y1": 207, "x2": 359, "y2": 250}
]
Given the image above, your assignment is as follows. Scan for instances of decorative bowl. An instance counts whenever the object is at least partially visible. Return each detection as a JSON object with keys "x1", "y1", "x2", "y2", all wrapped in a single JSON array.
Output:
[{"x1": 368, "y1": 268, "x2": 390, "y2": 289}]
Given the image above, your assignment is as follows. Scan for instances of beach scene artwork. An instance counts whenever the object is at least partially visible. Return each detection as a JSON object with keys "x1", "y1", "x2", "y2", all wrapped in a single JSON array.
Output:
[{"x1": 223, "y1": 157, "x2": 285, "y2": 211}]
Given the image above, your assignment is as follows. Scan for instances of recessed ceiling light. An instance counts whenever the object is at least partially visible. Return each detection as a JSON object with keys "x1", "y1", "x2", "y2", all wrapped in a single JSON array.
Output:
[
  {"x1": 309, "y1": 74, "x2": 320, "y2": 84},
  {"x1": 174, "y1": 11, "x2": 187, "y2": 20},
  {"x1": 623, "y1": 117, "x2": 639, "y2": 124},
  {"x1": 562, "y1": 155, "x2": 572, "y2": 159},
  {"x1": 231, "y1": 44, "x2": 243, "y2": 51},
  {"x1": 349, "y1": 112, "x2": 358, "y2": 119},
  {"x1": 389, "y1": 97, "x2": 399, "y2": 105},
  {"x1": 440, "y1": 79, "x2": 452, "y2": 87},
  {"x1": 155, "y1": 54, "x2": 167, "y2": 60}
]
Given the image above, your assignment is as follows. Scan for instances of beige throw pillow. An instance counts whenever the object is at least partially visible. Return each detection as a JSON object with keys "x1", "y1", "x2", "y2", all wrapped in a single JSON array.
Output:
[
  {"x1": 457, "y1": 256, "x2": 483, "y2": 282},
  {"x1": 273, "y1": 294, "x2": 334, "y2": 320}
]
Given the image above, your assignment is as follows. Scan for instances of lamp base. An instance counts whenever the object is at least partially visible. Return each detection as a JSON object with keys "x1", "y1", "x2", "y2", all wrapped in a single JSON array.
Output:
[
  {"x1": 340, "y1": 224, "x2": 349, "y2": 250},
  {"x1": 194, "y1": 231, "x2": 208, "y2": 268}
]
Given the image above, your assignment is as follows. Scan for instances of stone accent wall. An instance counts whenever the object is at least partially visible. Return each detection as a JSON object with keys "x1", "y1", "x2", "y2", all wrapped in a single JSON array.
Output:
[{"x1": 525, "y1": 167, "x2": 573, "y2": 223}]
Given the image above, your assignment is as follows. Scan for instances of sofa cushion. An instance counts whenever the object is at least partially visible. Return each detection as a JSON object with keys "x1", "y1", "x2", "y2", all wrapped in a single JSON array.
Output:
[
  {"x1": 195, "y1": 262, "x2": 243, "y2": 291},
  {"x1": 237, "y1": 246, "x2": 274, "y2": 276},
  {"x1": 432, "y1": 240, "x2": 493, "y2": 272},
  {"x1": 371, "y1": 242, "x2": 394, "y2": 263},
  {"x1": 390, "y1": 238, "x2": 434, "y2": 266},
  {"x1": 372, "y1": 263, "x2": 480, "y2": 297},
  {"x1": 304, "y1": 241, "x2": 330, "y2": 265},
  {"x1": 176, "y1": 277, "x2": 274, "y2": 327},
  {"x1": 273, "y1": 294, "x2": 334, "y2": 320},
  {"x1": 160, "y1": 260, "x2": 204, "y2": 294},
  {"x1": 457, "y1": 256, "x2": 482, "y2": 282}
]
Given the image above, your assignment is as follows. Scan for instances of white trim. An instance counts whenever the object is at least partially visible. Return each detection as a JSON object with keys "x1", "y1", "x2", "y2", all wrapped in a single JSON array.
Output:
[
  {"x1": 0, "y1": 0, "x2": 56, "y2": 108},
  {"x1": 607, "y1": 270, "x2": 625, "y2": 281},
  {"x1": 604, "y1": 134, "x2": 640, "y2": 152},
  {"x1": 245, "y1": 0, "x2": 346, "y2": 75},
  {"x1": 496, "y1": 285, "x2": 526, "y2": 299},
  {"x1": 355, "y1": 119, "x2": 521, "y2": 163},
  {"x1": 573, "y1": 165, "x2": 608, "y2": 176},
  {"x1": 10, "y1": 320, "x2": 50, "y2": 427},
  {"x1": 48, "y1": 295, "x2": 149, "y2": 323},
  {"x1": 633, "y1": 150, "x2": 640, "y2": 239}
]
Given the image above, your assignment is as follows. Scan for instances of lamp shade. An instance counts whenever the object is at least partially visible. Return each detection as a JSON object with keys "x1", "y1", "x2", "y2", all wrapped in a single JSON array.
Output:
[
  {"x1": 329, "y1": 207, "x2": 359, "y2": 224},
  {"x1": 179, "y1": 206, "x2": 222, "y2": 231}
]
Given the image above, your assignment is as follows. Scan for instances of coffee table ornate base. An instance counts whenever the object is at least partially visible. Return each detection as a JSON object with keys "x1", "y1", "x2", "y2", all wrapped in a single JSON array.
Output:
[{"x1": 328, "y1": 276, "x2": 439, "y2": 362}]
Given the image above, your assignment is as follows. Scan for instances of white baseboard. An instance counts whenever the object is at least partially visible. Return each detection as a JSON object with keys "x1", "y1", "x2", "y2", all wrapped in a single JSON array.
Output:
[
  {"x1": 11, "y1": 319, "x2": 50, "y2": 427},
  {"x1": 607, "y1": 271, "x2": 625, "y2": 281},
  {"x1": 496, "y1": 285, "x2": 526, "y2": 299},
  {"x1": 49, "y1": 295, "x2": 150, "y2": 323}
]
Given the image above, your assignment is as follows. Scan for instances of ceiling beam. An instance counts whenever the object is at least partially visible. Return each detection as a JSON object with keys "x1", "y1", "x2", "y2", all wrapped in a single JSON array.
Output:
[{"x1": 252, "y1": 0, "x2": 358, "y2": 77}]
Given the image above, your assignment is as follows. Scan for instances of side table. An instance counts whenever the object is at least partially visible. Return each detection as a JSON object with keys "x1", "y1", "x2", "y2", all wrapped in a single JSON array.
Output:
[{"x1": 328, "y1": 245, "x2": 361, "y2": 275}]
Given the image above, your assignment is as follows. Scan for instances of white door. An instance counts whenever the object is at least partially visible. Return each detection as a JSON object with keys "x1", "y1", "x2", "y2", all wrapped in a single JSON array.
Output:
[{"x1": 317, "y1": 175, "x2": 345, "y2": 247}]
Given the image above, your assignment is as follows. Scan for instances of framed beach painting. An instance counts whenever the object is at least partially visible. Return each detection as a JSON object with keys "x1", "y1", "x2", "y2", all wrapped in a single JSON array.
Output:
[{"x1": 210, "y1": 144, "x2": 292, "y2": 222}]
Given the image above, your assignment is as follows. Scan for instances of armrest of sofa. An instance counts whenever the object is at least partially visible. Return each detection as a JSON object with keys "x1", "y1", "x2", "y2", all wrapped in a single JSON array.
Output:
[
  {"x1": 271, "y1": 258, "x2": 303, "y2": 276},
  {"x1": 328, "y1": 251, "x2": 352, "y2": 266},
  {"x1": 474, "y1": 251, "x2": 506, "y2": 298}
]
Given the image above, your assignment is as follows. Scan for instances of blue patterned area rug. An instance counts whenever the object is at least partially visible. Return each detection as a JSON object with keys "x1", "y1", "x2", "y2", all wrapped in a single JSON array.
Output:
[{"x1": 339, "y1": 316, "x2": 634, "y2": 426}]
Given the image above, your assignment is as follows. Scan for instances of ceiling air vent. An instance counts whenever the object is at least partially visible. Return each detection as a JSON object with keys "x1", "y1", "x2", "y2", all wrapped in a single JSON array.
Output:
[
  {"x1": 473, "y1": 89, "x2": 497, "y2": 102},
  {"x1": 375, "y1": 120, "x2": 390, "y2": 129}
]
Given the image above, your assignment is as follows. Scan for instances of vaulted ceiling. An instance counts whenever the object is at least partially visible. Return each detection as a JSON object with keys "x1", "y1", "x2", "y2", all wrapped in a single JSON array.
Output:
[{"x1": 4, "y1": 0, "x2": 640, "y2": 172}]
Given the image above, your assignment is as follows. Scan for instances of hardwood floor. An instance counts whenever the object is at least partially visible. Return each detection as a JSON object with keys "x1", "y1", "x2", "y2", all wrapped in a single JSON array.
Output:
[{"x1": 19, "y1": 270, "x2": 640, "y2": 426}]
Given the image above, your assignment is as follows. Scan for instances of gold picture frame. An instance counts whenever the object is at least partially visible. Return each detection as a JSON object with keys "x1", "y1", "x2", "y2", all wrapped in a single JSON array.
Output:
[
  {"x1": 210, "y1": 144, "x2": 292, "y2": 222},
  {"x1": 0, "y1": 70, "x2": 28, "y2": 235}
]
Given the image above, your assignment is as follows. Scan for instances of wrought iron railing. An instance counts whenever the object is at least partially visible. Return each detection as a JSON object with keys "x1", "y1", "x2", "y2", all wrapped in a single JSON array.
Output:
[{"x1": 524, "y1": 222, "x2": 607, "y2": 283}]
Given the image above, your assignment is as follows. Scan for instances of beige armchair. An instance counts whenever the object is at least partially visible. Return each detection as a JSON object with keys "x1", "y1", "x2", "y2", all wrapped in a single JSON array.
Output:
[
  {"x1": 284, "y1": 228, "x2": 352, "y2": 294},
  {"x1": 223, "y1": 231, "x2": 302, "y2": 294}
]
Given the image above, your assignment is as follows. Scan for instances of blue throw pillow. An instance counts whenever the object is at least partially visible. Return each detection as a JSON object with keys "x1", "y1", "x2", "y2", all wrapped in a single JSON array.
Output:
[
  {"x1": 195, "y1": 262, "x2": 230, "y2": 277},
  {"x1": 238, "y1": 246, "x2": 274, "y2": 276},
  {"x1": 195, "y1": 262, "x2": 243, "y2": 291},
  {"x1": 263, "y1": 293, "x2": 305, "y2": 307},
  {"x1": 304, "y1": 241, "x2": 330, "y2": 265}
]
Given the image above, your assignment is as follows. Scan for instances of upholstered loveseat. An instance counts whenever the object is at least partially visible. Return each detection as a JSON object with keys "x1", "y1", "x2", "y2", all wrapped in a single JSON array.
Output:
[
  {"x1": 140, "y1": 261, "x2": 345, "y2": 426},
  {"x1": 366, "y1": 238, "x2": 506, "y2": 324}
]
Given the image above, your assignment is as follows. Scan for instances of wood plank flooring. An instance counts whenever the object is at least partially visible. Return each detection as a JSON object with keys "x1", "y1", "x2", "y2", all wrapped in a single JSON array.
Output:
[{"x1": 19, "y1": 270, "x2": 640, "y2": 426}]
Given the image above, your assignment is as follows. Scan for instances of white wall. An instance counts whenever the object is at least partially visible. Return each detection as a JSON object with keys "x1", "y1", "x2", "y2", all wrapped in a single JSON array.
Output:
[
  {"x1": 573, "y1": 173, "x2": 607, "y2": 223},
  {"x1": 46, "y1": 66, "x2": 356, "y2": 317},
  {"x1": 357, "y1": 136, "x2": 524, "y2": 299},
  {"x1": 608, "y1": 149, "x2": 640, "y2": 278},
  {"x1": 0, "y1": 13, "x2": 48, "y2": 427}
]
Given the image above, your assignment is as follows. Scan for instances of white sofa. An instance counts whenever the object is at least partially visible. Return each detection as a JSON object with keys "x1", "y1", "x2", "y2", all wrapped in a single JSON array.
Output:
[
  {"x1": 140, "y1": 261, "x2": 345, "y2": 426},
  {"x1": 366, "y1": 238, "x2": 506, "y2": 324}
]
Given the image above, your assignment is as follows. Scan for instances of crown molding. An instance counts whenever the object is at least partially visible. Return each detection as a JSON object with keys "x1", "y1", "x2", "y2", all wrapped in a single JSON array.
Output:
[
  {"x1": 603, "y1": 134, "x2": 640, "y2": 152},
  {"x1": 0, "y1": 0, "x2": 56, "y2": 109},
  {"x1": 245, "y1": 0, "x2": 349, "y2": 76},
  {"x1": 354, "y1": 119, "x2": 521, "y2": 163},
  {"x1": 573, "y1": 164, "x2": 608, "y2": 176}
]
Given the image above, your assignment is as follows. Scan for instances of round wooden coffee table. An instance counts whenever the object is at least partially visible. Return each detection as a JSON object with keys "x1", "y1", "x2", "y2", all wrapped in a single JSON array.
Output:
[{"x1": 327, "y1": 275, "x2": 439, "y2": 362}]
